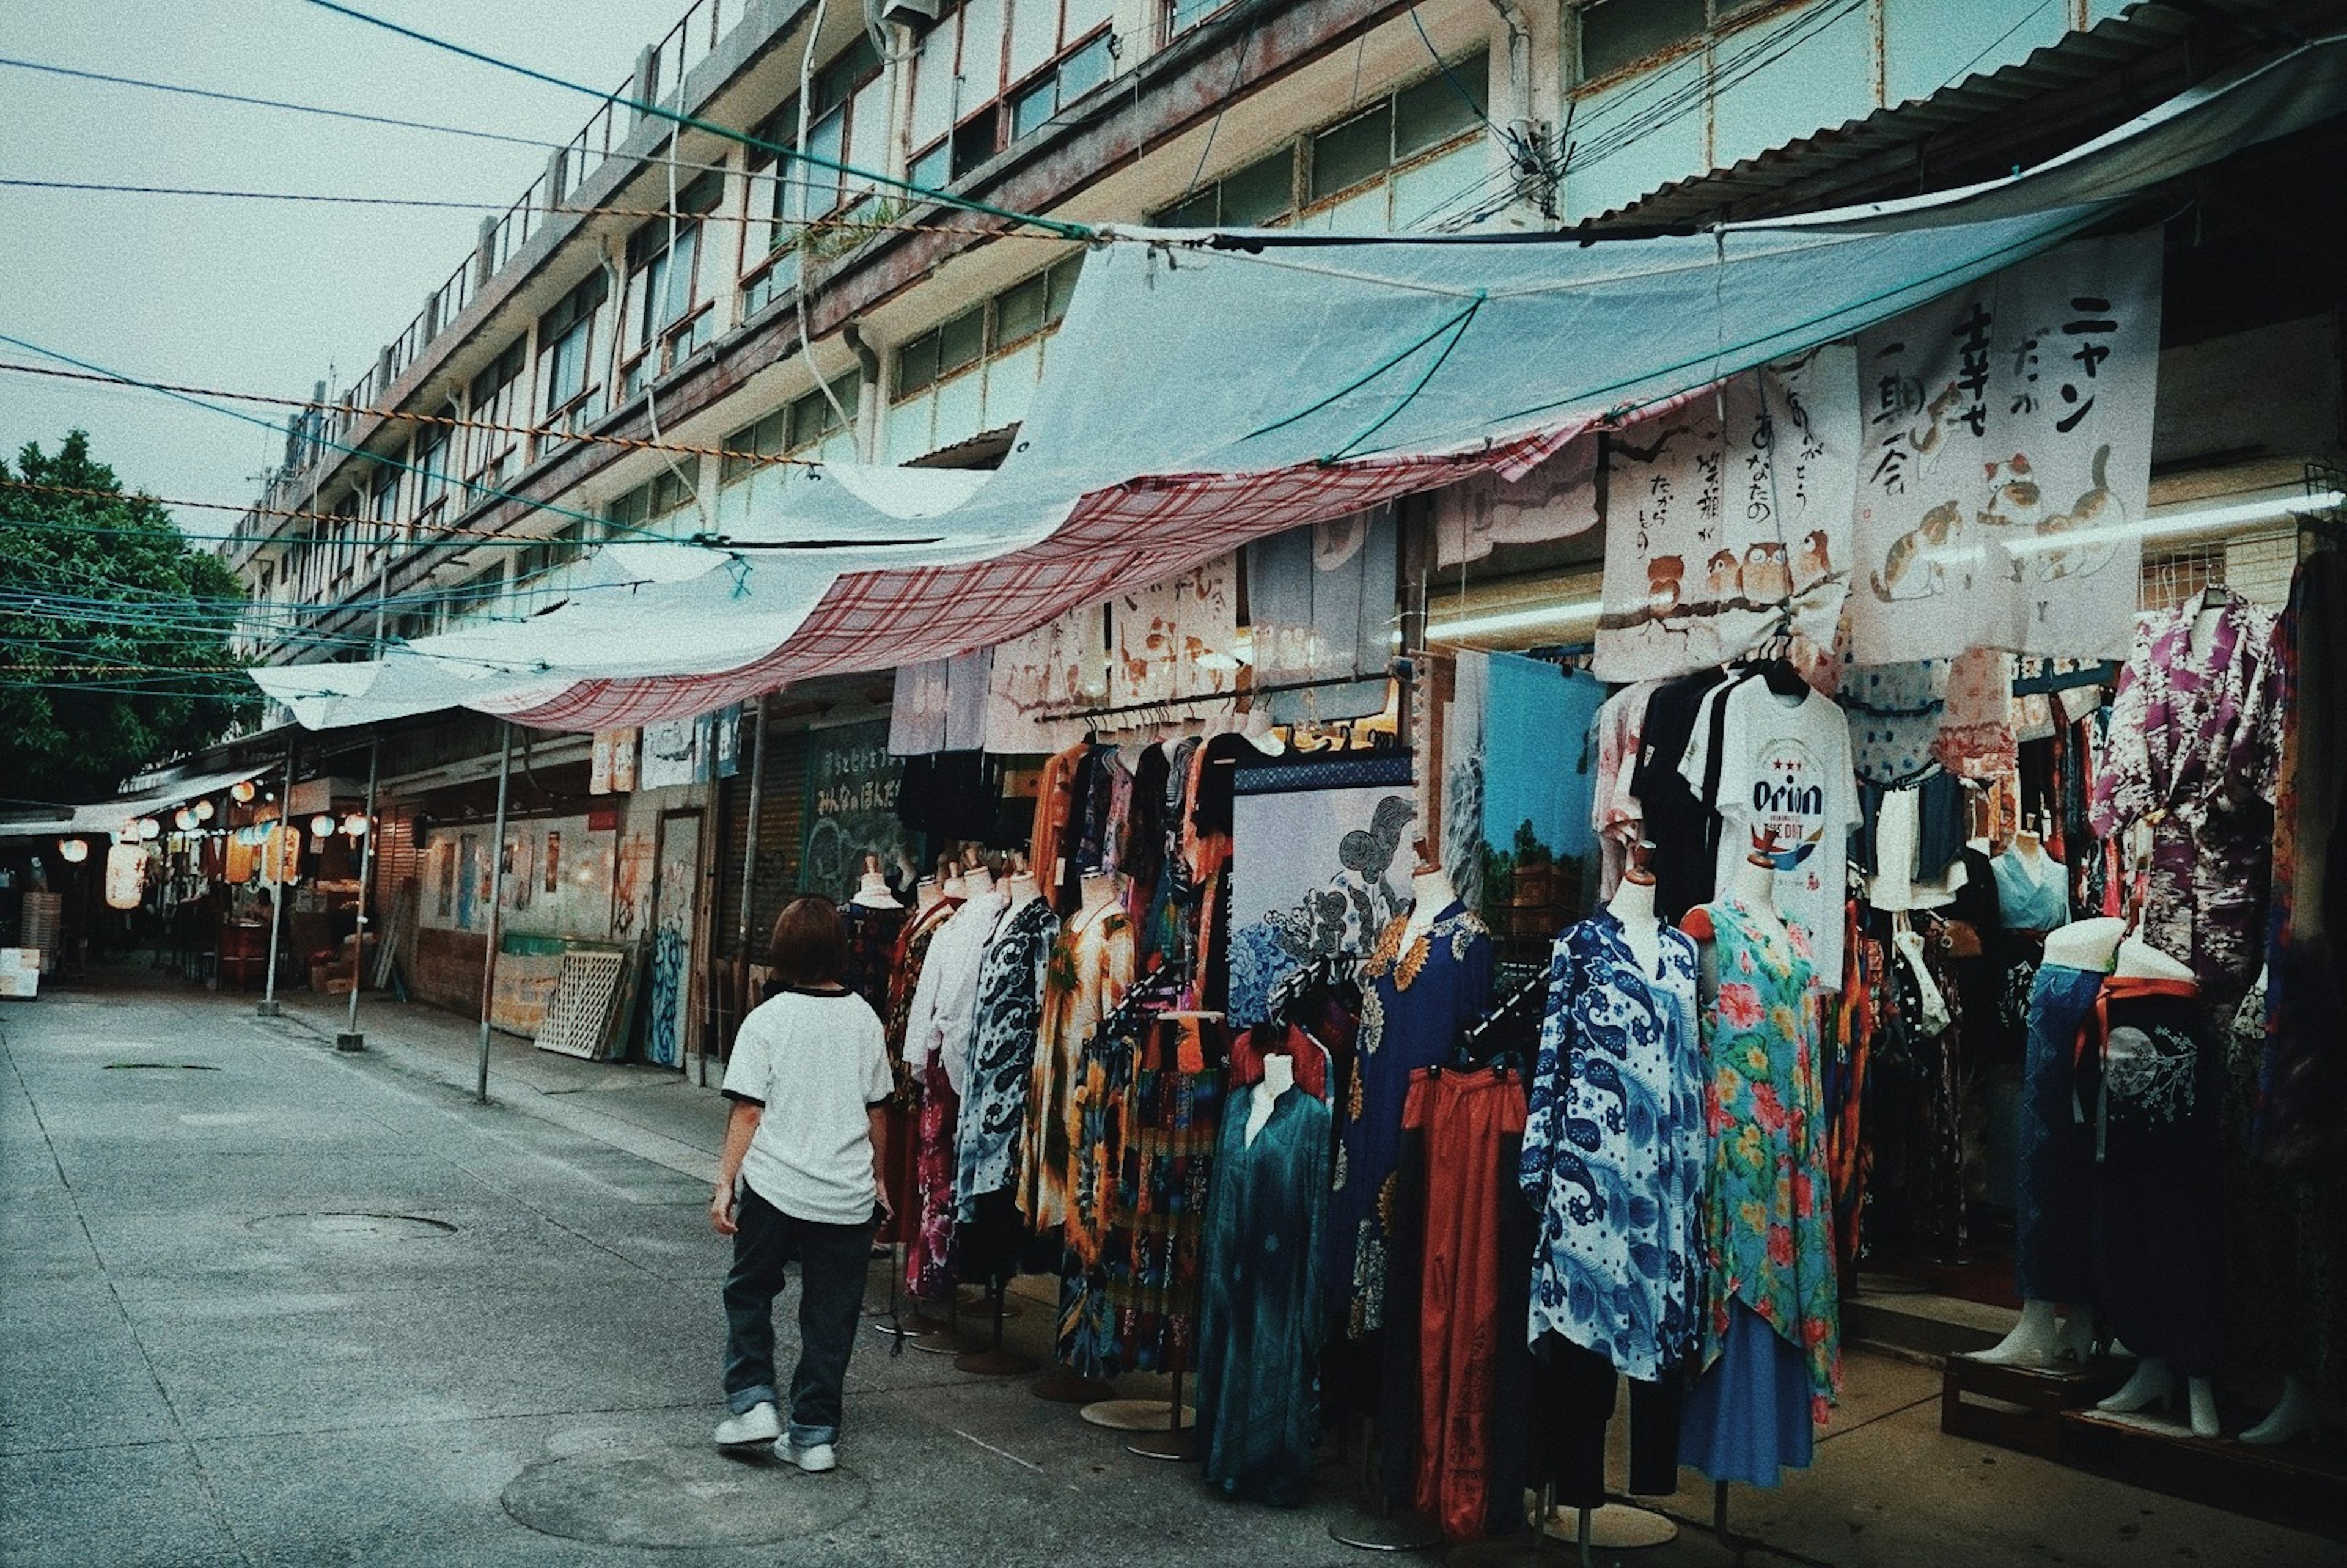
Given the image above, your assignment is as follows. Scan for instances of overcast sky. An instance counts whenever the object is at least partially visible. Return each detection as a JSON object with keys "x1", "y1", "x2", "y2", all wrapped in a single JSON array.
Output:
[{"x1": 1, "y1": 0, "x2": 694, "y2": 536}]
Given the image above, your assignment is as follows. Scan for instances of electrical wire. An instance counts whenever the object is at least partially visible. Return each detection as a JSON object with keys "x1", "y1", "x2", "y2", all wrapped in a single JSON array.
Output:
[
  {"x1": 0, "y1": 359, "x2": 811, "y2": 472},
  {"x1": 0, "y1": 478, "x2": 678, "y2": 546},
  {"x1": 303, "y1": 0, "x2": 1093, "y2": 240}
]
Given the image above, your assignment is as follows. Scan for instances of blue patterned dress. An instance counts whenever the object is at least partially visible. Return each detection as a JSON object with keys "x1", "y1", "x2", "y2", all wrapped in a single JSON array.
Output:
[{"x1": 1520, "y1": 909, "x2": 1707, "y2": 1380}]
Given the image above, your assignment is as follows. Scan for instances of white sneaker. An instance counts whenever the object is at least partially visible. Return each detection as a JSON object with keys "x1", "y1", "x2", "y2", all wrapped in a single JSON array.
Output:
[
  {"x1": 713, "y1": 1402, "x2": 781, "y2": 1446},
  {"x1": 774, "y1": 1438, "x2": 837, "y2": 1473}
]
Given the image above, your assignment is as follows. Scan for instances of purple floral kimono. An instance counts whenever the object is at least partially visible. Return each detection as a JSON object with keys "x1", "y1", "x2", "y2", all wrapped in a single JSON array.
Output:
[{"x1": 2089, "y1": 592, "x2": 2285, "y2": 1020}]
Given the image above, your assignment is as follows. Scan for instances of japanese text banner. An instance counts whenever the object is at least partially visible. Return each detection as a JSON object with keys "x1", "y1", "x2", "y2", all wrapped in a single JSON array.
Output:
[{"x1": 1851, "y1": 230, "x2": 2161, "y2": 663}]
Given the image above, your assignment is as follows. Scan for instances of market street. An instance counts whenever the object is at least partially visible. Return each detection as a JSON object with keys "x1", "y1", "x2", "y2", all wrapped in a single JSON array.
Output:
[{"x1": 1, "y1": 972, "x2": 2334, "y2": 1568}]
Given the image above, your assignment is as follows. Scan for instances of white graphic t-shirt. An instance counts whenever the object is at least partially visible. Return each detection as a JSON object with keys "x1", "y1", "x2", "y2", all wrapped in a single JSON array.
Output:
[{"x1": 1680, "y1": 680, "x2": 1859, "y2": 985}]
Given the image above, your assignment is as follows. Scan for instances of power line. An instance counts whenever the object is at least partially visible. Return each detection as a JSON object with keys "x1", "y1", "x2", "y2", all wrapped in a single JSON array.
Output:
[
  {"x1": 0, "y1": 359, "x2": 818, "y2": 472},
  {"x1": 303, "y1": 0, "x2": 1093, "y2": 241},
  {"x1": 0, "y1": 478, "x2": 667, "y2": 546}
]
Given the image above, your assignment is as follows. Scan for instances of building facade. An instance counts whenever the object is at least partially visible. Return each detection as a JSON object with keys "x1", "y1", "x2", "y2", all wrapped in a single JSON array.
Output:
[{"x1": 217, "y1": 0, "x2": 2344, "y2": 1066}]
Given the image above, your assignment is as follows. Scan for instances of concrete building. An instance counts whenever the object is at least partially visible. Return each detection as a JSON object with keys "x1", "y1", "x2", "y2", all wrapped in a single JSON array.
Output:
[{"x1": 213, "y1": 0, "x2": 2342, "y2": 1067}]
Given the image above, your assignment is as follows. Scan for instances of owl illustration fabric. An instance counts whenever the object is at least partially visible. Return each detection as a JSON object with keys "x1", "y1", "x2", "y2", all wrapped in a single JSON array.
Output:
[{"x1": 1593, "y1": 348, "x2": 1859, "y2": 684}]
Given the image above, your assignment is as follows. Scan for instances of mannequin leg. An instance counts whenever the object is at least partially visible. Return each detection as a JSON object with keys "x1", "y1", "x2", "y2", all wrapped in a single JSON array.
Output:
[
  {"x1": 2185, "y1": 1377, "x2": 2219, "y2": 1438},
  {"x1": 2241, "y1": 1375, "x2": 2321, "y2": 1446},
  {"x1": 1972, "y1": 1299, "x2": 2063, "y2": 1366},
  {"x1": 2097, "y1": 1356, "x2": 2175, "y2": 1413},
  {"x1": 2054, "y1": 1310, "x2": 2096, "y2": 1365}
]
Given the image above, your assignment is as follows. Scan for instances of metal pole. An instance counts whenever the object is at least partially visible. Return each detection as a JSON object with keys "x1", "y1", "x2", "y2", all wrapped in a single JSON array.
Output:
[
  {"x1": 257, "y1": 738, "x2": 295, "y2": 1017},
  {"x1": 338, "y1": 728, "x2": 380, "y2": 1051},
  {"x1": 729, "y1": 695, "x2": 768, "y2": 1080},
  {"x1": 475, "y1": 721, "x2": 514, "y2": 1103}
]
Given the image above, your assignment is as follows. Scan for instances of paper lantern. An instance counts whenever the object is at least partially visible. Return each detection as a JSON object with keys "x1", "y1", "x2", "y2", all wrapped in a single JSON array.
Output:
[
  {"x1": 136, "y1": 818, "x2": 161, "y2": 841},
  {"x1": 174, "y1": 808, "x2": 196, "y2": 832},
  {"x1": 309, "y1": 814, "x2": 335, "y2": 838},
  {"x1": 230, "y1": 780, "x2": 255, "y2": 804},
  {"x1": 193, "y1": 800, "x2": 215, "y2": 822},
  {"x1": 341, "y1": 813, "x2": 370, "y2": 837},
  {"x1": 57, "y1": 838, "x2": 89, "y2": 863}
]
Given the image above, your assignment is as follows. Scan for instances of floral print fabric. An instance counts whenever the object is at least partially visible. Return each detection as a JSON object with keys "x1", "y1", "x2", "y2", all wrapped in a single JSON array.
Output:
[
  {"x1": 1691, "y1": 897, "x2": 1840, "y2": 1418},
  {"x1": 1521, "y1": 910, "x2": 1708, "y2": 1381},
  {"x1": 1020, "y1": 906, "x2": 1134, "y2": 1229}
]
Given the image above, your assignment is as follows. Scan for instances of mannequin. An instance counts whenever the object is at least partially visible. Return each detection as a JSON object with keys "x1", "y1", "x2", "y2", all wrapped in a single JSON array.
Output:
[
  {"x1": 1401, "y1": 838, "x2": 1460, "y2": 948},
  {"x1": 1002, "y1": 866, "x2": 1041, "y2": 909},
  {"x1": 914, "y1": 877, "x2": 943, "y2": 915},
  {"x1": 2094, "y1": 931, "x2": 2219, "y2": 1438},
  {"x1": 852, "y1": 853, "x2": 899, "y2": 910},
  {"x1": 1687, "y1": 836, "x2": 1785, "y2": 995},
  {"x1": 961, "y1": 861, "x2": 996, "y2": 898},
  {"x1": 1608, "y1": 841, "x2": 1663, "y2": 976},
  {"x1": 1074, "y1": 869, "x2": 1122, "y2": 926},
  {"x1": 943, "y1": 871, "x2": 969, "y2": 900},
  {"x1": 1974, "y1": 915, "x2": 2121, "y2": 1368},
  {"x1": 1247, "y1": 1049, "x2": 1295, "y2": 1146}
]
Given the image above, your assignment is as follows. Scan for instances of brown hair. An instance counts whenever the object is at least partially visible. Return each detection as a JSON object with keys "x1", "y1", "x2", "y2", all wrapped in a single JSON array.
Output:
[{"x1": 768, "y1": 895, "x2": 847, "y2": 990}]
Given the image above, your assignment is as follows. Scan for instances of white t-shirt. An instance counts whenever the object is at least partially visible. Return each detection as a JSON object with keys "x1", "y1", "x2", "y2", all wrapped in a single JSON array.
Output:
[
  {"x1": 722, "y1": 987, "x2": 894, "y2": 1225},
  {"x1": 1680, "y1": 678, "x2": 1858, "y2": 986}
]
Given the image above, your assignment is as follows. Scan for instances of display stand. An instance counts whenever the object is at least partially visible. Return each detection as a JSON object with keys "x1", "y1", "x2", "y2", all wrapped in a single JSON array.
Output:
[
  {"x1": 1327, "y1": 1423, "x2": 1445, "y2": 1552},
  {"x1": 1083, "y1": 1358, "x2": 1198, "y2": 1460},
  {"x1": 960, "y1": 1283, "x2": 1023, "y2": 1321},
  {"x1": 1549, "y1": 1505, "x2": 1677, "y2": 1551},
  {"x1": 1445, "y1": 1486, "x2": 1576, "y2": 1568},
  {"x1": 909, "y1": 1290, "x2": 979, "y2": 1355},
  {"x1": 952, "y1": 1280, "x2": 1038, "y2": 1377}
]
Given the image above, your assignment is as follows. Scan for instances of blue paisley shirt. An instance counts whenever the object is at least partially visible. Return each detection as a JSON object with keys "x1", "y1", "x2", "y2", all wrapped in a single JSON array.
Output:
[{"x1": 1520, "y1": 907, "x2": 1708, "y2": 1381}]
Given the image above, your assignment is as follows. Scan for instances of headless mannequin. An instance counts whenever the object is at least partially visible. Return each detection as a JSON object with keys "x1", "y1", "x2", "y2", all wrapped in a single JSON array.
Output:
[
  {"x1": 962, "y1": 863, "x2": 996, "y2": 898},
  {"x1": 1002, "y1": 870, "x2": 1041, "y2": 910},
  {"x1": 851, "y1": 870, "x2": 899, "y2": 910},
  {"x1": 1685, "y1": 843, "x2": 1785, "y2": 999},
  {"x1": 1609, "y1": 845, "x2": 1663, "y2": 977},
  {"x1": 2094, "y1": 931, "x2": 2218, "y2": 1437},
  {"x1": 1074, "y1": 870, "x2": 1120, "y2": 928},
  {"x1": 1247, "y1": 1050, "x2": 1295, "y2": 1146},
  {"x1": 943, "y1": 871, "x2": 969, "y2": 901},
  {"x1": 1974, "y1": 915, "x2": 2123, "y2": 1369},
  {"x1": 1401, "y1": 840, "x2": 1458, "y2": 948},
  {"x1": 914, "y1": 877, "x2": 942, "y2": 915}
]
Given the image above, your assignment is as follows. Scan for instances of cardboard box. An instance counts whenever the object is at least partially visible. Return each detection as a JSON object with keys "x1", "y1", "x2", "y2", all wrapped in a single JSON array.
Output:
[{"x1": 0, "y1": 948, "x2": 40, "y2": 1000}]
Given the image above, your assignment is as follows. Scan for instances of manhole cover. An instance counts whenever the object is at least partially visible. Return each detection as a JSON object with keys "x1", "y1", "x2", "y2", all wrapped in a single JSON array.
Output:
[
  {"x1": 502, "y1": 1448, "x2": 869, "y2": 1547},
  {"x1": 244, "y1": 1212, "x2": 458, "y2": 1240},
  {"x1": 103, "y1": 1062, "x2": 220, "y2": 1071}
]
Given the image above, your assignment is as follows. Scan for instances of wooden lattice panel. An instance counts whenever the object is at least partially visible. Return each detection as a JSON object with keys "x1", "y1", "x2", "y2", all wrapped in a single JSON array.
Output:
[{"x1": 535, "y1": 950, "x2": 628, "y2": 1060}]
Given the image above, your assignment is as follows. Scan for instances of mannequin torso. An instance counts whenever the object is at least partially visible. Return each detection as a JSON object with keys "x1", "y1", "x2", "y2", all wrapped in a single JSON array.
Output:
[
  {"x1": 1401, "y1": 866, "x2": 1458, "y2": 948},
  {"x1": 1002, "y1": 871, "x2": 1040, "y2": 909},
  {"x1": 2113, "y1": 932, "x2": 2195, "y2": 983},
  {"x1": 1073, "y1": 870, "x2": 1120, "y2": 929},
  {"x1": 2041, "y1": 914, "x2": 2124, "y2": 973},
  {"x1": 915, "y1": 879, "x2": 942, "y2": 915},
  {"x1": 1247, "y1": 1050, "x2": 1295, "y2": 1146},
  {"x1": 1607, "y1": 872, "x2": 1662, "y2": 975}
]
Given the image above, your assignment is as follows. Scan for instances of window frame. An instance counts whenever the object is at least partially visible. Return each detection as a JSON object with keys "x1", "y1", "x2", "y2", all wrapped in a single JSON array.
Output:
[
  {"x1": 537, "y1": 271, "x2": 610, "y2": 446},
  {"x1": 620, "y1": 173, "x2": 724, "y2": 397},
  {"x1": 1568, "y1": 0, "x2": 1799, "y2": 92},
  {"x1": 906, "y1": 2, "x2": 1119, "y2": 191}
]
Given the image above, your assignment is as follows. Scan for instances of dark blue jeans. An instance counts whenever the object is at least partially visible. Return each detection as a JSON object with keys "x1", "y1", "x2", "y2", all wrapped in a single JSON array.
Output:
[{"x1": 722, "y1": 1185, "x2": 876, "y2": 1446}]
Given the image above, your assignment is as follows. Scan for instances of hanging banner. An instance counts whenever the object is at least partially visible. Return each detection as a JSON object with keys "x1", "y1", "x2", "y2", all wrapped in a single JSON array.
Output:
[
  {"x1": 104, "y1": 843, "x2": 146, "y2": 910},
  {"x1": 889, "y1": 649, "x2": 993, "y2": 756},
  {"x1": 801, "y1": 719, "x2": 911, "y2": 904},
  {"x1": 637, "y1": 714, "x2": 709, "y2": 790},
  {"x1": 590, "y1": 728, "x2": 639, "y2": 794},
  {"x1": 1593, "y1": 346, "x2": 1859, "y2": 683},
  {"x1": 1108, "y1": 554, "x2": 1240, "y2": 711},
  {"x1": 1431, "y1": 434, "x2": 1600, "y2": 568},
  {"x1": 1851, "y1": 230, "x2": 2160, "y2": 662},
  {"x1": 982, "y1": 601, "x2": 1107, "y2": 755}
]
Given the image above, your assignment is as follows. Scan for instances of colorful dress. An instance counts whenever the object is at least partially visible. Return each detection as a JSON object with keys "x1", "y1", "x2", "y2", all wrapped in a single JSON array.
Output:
[
  {"x1": 1019, "y1": 905, "x2": 1134, "y2": 1230},
  {"x1": 1111, "y1": 1014, "x2": 1227, "y2": 1372},
  {"x1": 1331, "y1": 902, "x2": 1492, "y2": 1337},
  {"x1": 1689, "y1": 897, "x2": 1840, "y2": 1415},
  {"x1": 1521, "y1": 909, "x2": 1707, "y2": 1381},
  {"x1": 1059, "y1": 1006, "x2": 1144, "y2": 1379},
  {"x1": 839, "y1": 903, "x2": 905, "y2": 1018},
  {"x1": 2090, "y1": 593, "x2": 2285, "y2": 1023}
]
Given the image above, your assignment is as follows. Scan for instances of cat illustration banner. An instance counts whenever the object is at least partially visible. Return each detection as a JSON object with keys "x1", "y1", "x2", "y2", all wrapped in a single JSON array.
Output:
[
  {"x1": 1851, "y1": 230, "x2": 2159, "y2": 664},
  {"x1": 1592, "y1": 345, "x2": 1858, "y2": 683}
]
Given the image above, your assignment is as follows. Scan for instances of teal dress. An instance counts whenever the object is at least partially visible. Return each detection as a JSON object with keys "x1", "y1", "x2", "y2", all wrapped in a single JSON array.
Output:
[{"x1": 1196, "y1": 1085, "x2": 1332, "y2": 1508}]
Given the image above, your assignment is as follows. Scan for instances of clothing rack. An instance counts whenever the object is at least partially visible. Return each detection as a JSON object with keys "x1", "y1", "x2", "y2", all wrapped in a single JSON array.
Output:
[
  {"x1": 2011, "y1": 659, "x2": 2120, "y2": 697},
  {"x1": 1035, "y1": 670, "x2": 1400, "y2": 727}
]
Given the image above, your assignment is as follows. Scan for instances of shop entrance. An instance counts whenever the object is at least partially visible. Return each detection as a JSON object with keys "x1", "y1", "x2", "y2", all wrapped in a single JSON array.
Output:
[{"x1": 644, "y1": 808, "x2": 700, "y2": 1070}]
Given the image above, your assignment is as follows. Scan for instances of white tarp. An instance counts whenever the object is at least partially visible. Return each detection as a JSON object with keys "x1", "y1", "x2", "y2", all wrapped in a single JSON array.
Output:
[
  {"x1": 0, "y1": 762, "x2": 275, "y2": 841},
  {"x1": 252, "y1": 35, "x2": 2347, "y2": 732}
]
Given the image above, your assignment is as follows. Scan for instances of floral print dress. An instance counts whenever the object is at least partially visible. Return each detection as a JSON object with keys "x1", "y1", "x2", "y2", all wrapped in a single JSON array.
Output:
[
  {"x1": 1019, "y1": 905, "x2": 1134, "y2": 1230},
  {"x1": 1691, "y1": 896, "x2": 1840, "y2": 1418}
]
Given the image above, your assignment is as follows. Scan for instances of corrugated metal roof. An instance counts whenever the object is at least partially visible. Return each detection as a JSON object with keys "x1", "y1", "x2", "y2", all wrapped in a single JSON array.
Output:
[{"x1": 1574, "y1": 1, "x2": 2299, "y2": 230}]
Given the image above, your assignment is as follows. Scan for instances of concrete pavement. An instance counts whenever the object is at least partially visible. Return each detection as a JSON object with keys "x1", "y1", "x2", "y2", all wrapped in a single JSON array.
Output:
[{"x1": 3, "y1": 973, "x2": 2340, "y2": 1567}]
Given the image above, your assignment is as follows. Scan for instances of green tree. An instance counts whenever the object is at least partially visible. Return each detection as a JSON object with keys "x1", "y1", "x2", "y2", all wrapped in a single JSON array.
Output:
[{"x1": 1, "y1": 430, "x2": 257, "y2": 801}]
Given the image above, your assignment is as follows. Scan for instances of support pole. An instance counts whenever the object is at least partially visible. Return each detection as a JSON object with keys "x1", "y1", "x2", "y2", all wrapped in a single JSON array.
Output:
[
  {"x1": 256, "y1": 738, "x2": 295, "y2": 1018},
  {"x1": 730, "y1": 695, "x2": 767, "y2": 1070},
  {"x1": 475, "y1": 721, "x2": 513, "y2": 1104},
  {"x1": 338, "y1": 728, "x2": 380, "y2": 1051}
]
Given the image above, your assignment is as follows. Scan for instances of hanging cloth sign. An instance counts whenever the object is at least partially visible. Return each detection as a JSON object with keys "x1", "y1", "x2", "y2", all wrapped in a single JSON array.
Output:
[
  {"x1": 1592, "y1": 345, "x2": 1859, "y2": 683},
  {"x1": 1109, "y1": 554, "x2": 1240, "y2": 711},
  {"x1": 1851, "y1": 229, "x2": 2161, "y2": 663},
  {"x1": 105, "y1": 843, "x2": 146, "y2": 910}
]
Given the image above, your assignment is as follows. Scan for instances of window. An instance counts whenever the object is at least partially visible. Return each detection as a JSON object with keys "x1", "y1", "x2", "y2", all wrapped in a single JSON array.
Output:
[
  {"x1": 905, "y1": 0, "x2": 1117, "y2": 190},
  {"x1": 537, "y1": 271, "x2": 609, "y2": 442},
  {"x1": 888, "y1": 254, "x2": 1080, "y2": 460},
  {"x1": 413, "y1": 415, "x2": 454, "y2": 527},
  {"x1": 463, "y1": 339, "x2": 527, "y2": 500},
  {"x1": 604, "y1": 458, "x2": 703, "y2": 535},
  {"x1": 366, "y1": 465, "x2": 399, "y2": 564},
  {"x1": 1150, "y1": 52, "x2": 1490, "y2": 233},
  {"x1": 1162, "y1": 0, "x2": 1232, "y2": 42},
  {"x1": 621, "y1": 172, "x2": 723, "y2": 398},
  {"x1": 741, "y1": 37, "x2": 887, "y2": 318},
  {"x1": 721, "y1": 372, "x2": 861, "y2": 485},
  {"x1": 1571, "y1": 0, "x2": 1776, "y2": 84}
]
